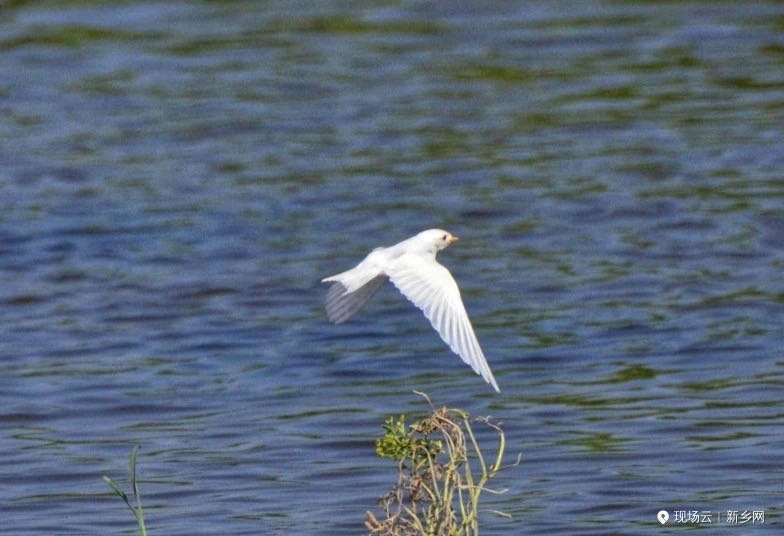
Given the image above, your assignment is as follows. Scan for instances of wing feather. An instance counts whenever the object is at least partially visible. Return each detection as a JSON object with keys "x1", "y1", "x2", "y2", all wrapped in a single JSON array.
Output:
[
  {"x1": 386, "y1": 254, "x2": 500, "y2": 392},
  {"x1": 324, "y1": 275, "x2": 386, "y2": 324}
]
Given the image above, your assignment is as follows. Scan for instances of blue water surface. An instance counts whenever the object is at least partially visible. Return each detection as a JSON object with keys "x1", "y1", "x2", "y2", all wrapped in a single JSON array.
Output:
[{"x1": 1, "y1": 1, "x2": 783, "y2": 534}]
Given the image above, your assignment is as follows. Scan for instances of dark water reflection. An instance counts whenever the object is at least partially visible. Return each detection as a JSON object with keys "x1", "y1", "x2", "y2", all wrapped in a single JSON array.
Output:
[{"x1": 1, "y1": 1, "x2": 783, "y2": 534}]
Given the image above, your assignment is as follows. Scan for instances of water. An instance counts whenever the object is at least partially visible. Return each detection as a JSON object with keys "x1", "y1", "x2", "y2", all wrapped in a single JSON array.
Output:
[{"x1": 1, "y1": 1, "x2": 783, "y2": 534}]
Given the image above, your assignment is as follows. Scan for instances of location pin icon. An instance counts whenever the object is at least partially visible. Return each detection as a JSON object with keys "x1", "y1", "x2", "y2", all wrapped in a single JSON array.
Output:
[{"x1": 657, "y1": 510, "x2": 669, "y2": 525}]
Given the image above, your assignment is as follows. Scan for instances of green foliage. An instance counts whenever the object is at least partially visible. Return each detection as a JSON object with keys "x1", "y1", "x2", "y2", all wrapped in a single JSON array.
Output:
[
  {"x1": 366, "y1": 393, "x2": 518, "y2": 536},
  {"x1": 376, "y1": 415, "x2": 443, "y2": 463},
  {"x1": 103, "y1": 445, "x2": 147, "y2": 536}
]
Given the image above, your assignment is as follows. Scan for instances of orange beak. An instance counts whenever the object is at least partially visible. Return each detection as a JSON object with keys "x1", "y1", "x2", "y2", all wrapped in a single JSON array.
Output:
[{"x1": 447, "y1": 235, "x2": 459, "y2": 244}]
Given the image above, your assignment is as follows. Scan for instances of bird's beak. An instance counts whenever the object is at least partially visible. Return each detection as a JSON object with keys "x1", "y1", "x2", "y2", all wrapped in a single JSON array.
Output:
[{"x1": 447, "y1": 235, "x2": 459, "y2": 244}]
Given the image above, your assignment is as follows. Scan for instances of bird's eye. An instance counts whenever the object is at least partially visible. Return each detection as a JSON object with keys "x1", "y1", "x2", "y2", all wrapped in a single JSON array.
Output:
[{"x1": 442, "y1": 234, "x2": 447, "y2": 240}]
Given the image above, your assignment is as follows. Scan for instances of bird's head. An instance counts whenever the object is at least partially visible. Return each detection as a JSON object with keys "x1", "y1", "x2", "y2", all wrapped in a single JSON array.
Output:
[{"x1": 417, "y1": 228, "x2": 459, "y2": 253}]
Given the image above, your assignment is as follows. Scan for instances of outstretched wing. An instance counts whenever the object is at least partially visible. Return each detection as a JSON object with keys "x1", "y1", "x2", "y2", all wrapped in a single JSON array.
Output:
[
  {"x1": 385, "y1": 254, "x2": 499, "y2": 392},
  {"x1": 323, "y1": 275, "x2": 386, "y2": 324}
]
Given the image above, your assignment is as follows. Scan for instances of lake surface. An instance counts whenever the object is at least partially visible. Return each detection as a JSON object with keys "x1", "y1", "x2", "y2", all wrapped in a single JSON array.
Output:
[{"x1": 1, "y1": 1, "x2": 783, "y2": 534}]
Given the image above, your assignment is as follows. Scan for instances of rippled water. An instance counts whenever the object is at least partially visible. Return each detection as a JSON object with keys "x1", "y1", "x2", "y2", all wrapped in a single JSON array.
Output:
[{"x1": 2, "y1": 1, "x2": 783, "y2": 534}]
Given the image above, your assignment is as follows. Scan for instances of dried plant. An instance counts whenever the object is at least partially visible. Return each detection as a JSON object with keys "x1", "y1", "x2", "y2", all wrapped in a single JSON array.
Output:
[{"x1": 366, "y1": 392, "x2": 518, "y2": 535}]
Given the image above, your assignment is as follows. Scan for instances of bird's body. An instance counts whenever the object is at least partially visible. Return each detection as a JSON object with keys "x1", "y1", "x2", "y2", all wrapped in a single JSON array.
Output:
[{"x1": 321, "y1": 229, "x2": 499, "y2": 392}]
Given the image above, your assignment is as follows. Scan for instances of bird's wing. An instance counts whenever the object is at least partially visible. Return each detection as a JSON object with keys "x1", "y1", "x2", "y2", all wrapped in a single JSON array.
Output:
[
  {"x1": 323, "y1": 274, "x2": 386, "y2": 324},
  {"x1": 385, "y1": 253, "x2": 499, "y2": 392},
  {"x1": 322, "y1": 250, "x2": 389, "y2": 324}
]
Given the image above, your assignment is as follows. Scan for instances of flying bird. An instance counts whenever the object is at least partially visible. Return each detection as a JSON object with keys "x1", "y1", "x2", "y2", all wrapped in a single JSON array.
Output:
[{"x1": 321, "y1": 229, "x2": 499, "y2": 392}]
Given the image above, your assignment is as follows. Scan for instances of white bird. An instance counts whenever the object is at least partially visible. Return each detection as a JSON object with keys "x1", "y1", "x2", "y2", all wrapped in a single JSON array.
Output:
[{"x1": 321, "y1": 229, "x2": 499, "y2": 392}]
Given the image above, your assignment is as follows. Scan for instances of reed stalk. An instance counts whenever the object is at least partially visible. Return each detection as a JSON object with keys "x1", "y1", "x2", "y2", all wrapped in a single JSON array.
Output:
[
  {"x1": 366, "y1": 392, "x2": 518, "y2": 535},
  {"x1": 103, "y1": 445, "x2": 147, "y2": 536}
]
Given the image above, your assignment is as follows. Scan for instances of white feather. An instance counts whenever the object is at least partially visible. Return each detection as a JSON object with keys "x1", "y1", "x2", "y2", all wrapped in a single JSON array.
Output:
[
  {"x1": 322, "y1": 229, "x2": 500, "y2": 392},
  {"x1": 385, "y1": 253, "x2": 499, "y2": 392}
]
